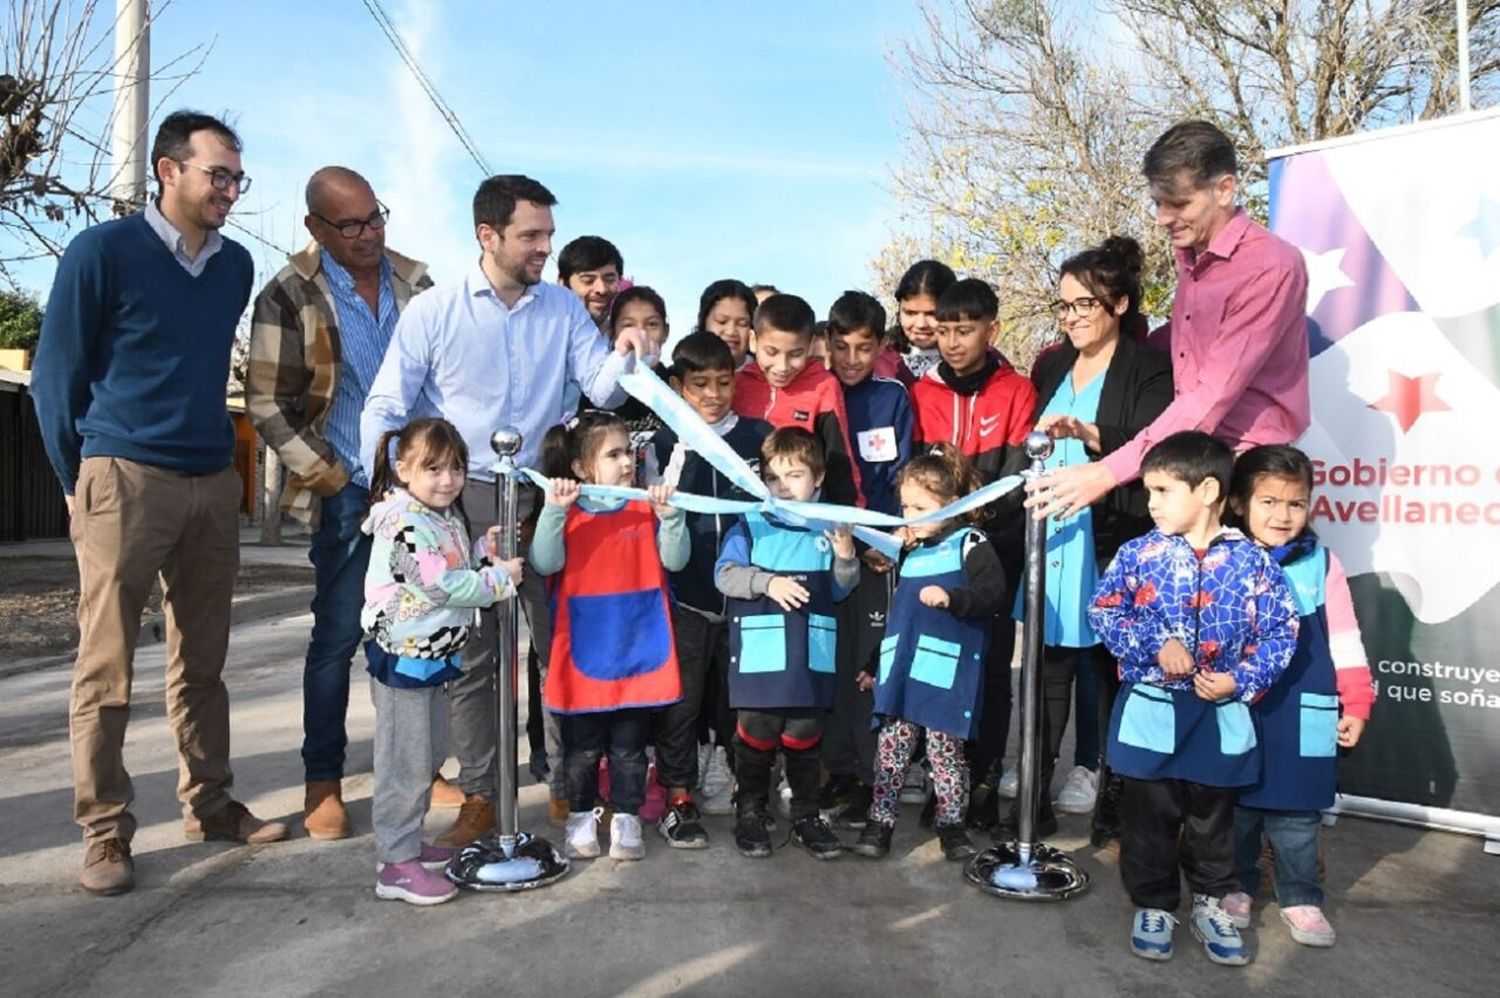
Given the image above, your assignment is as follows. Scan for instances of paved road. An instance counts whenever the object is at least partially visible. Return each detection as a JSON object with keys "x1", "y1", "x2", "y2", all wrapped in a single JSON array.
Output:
[{"x1": 1, "y1": 613, "x2": 1495, "y2": 997}]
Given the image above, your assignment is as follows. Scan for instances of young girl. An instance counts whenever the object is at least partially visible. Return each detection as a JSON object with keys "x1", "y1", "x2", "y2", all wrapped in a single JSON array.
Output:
[
  {"x1": 889, "y1": 260, "x2": 957, "y2": 383},
  {"x1": 603, "y1": 285, "x2": 672, "y2": 461},
  {"x1": 361, "y1": 418, "x2": 523, "y2": 906},
  {"x1": 696, "y1": 278, "x2": 758, "y2": 370},
  {"x1": 531, "y1": 411, "x2": 690, "y2": 861},
  {"x1": 1223, "y1": 445, "x2": 1374, "y2": 947},
  {"x1": 852, "y1": 445, "x2": 1006, "y2": 862}
]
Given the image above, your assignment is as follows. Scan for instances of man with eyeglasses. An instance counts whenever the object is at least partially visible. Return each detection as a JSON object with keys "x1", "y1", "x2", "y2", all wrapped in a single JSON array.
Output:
[
  {"x1": 32, "y1": 110, "x2": 288, "y2": 897},
  {"x1": 1027, "y1": 119, "x2": 1309, "y2": 520},
  {"x1": 246, "y1": 166, "x2": 435, "y2": 841}
]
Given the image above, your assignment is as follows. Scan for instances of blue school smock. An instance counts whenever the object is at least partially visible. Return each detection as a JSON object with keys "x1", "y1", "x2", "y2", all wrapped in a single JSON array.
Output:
[
  {"x1": 874, "y1": 526, "x2": 990, "y2": 740},
  {"x1": 1012, "y1": 370, "x2": 1104, "y2": 648},
  {"x1": 1107, "y1": 682, "x2": 1262, "y2": 787},
  {"x1": 725, "y1": 513, "x2": 841, "y2": 710},
  {"x1": 1238, "y1": 537, "x2": 1340, "y2": 811}
]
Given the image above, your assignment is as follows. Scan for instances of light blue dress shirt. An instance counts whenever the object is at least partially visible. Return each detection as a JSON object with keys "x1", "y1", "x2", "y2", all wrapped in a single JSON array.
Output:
[
  {"x1": 322, "y1": 250, "x2": 397, "y2": 487},
  {"x1": 1014, "y1": 369, "x2": 1105, "y2": 648},
  {"x1": 361, "y1": 265, "x2": 628, "y2": 481},
  {"x1": 143, "y1": 200, "x2": 223, "y2": 277}
]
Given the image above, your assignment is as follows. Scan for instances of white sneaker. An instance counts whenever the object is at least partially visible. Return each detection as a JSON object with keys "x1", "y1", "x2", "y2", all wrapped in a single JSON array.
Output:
[
  {"x1": 565, "y1": 807, "x2": 603, "y2": 859},
  {"x1": 898, "y1": 762, "x2": 928, "y2": 804},
  {"x1": 695, "y1": 744, "x2": 712, "y2": 792},
  {"x1": 1055, "y1": 765, "x2": 1099, "y2": 814},
  {"x1": 997, "y1": 763, "x2": 1019, "y2": 799},
  {"x1": 700, "y1": 745, "x2": 735, "y2": 816},
  {"x1": 609, "y1": 812, "x2": 645, "y2": 861}
]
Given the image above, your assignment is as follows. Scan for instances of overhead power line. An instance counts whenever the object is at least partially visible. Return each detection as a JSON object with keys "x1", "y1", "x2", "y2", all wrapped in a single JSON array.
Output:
[{"x1": 359, "y1": 0, "x2": 492, "y2": 176}]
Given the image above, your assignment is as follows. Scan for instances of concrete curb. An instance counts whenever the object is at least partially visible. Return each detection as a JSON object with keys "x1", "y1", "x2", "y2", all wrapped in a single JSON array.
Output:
[{"x1": 0, "y1": 585, "x2": 315, "y2": 681}]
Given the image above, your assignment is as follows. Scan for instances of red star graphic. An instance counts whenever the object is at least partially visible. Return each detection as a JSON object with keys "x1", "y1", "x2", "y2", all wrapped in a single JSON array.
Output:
[{"x1": 1367, "y1": 371, "x2": 1450, "y2": 433}]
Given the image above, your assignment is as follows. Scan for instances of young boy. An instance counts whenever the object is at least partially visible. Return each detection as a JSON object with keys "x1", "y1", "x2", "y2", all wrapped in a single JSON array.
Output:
[
  {"x1": 820, "y1": 291, "x2": 915, "y2": 825},
  {"x1": 715, "y1": 428, "x2": 858, "y2": 861},
  {"x1": 1088, "y1": 431, "x2": 1299, "y2": 967},
  {"x1": 644, "y1": 333, "x2": 773, "y2": 844},
  {"x1": 909, "y1": 278, "x2": 1036, "y2": 829},
  {"x1": 733, "y1": 293, "x2": 864, "y2": 508}
]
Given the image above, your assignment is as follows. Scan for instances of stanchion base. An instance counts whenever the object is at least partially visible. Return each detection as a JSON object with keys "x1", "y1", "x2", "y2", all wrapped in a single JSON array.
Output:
[
  {"x1": 964, "y1": 841, "x2": 1090, "y2": 901},
  {"x1": 446, "y1": 831, "x2": 569, "y2": 892}
]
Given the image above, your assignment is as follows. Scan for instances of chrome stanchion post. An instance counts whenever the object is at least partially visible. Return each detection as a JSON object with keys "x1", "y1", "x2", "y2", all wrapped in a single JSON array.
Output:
[
  {"x1": 964, "y1": 431, "x2": 1090, "y2": 900},
  {"x1": 445, "y1": 428, "x2": 568, "y2": 891}
]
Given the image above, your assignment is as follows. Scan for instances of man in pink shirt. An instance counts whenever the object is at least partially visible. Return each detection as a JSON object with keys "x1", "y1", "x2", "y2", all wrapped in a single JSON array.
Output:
[{"x1": 1030, "y1": 120, "x2": 1309, "y2": 519}]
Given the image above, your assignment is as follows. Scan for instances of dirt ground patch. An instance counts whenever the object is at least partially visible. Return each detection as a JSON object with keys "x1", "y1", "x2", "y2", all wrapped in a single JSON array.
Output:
[{"x1": 0, "y1": 558, "x2": 313, "y2": 661}]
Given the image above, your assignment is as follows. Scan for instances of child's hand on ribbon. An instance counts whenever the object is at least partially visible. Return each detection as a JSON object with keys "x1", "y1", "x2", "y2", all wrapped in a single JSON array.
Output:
[
  {"x1": 647, "y1": 483, "x2": 677, "y2": 517},
  {"x1": 766, "y1": 575, "x2": 811, "y2": 612},
  {"x1": 826, "y1": 522, "x2": 855, "y2": 560},
  {"x1": 547, "y1": 477, "x2": 580, "y2": 508}
]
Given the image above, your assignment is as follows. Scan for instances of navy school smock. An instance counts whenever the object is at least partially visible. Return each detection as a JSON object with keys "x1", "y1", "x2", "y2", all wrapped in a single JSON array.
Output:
[
  {"x1": 1239, "y1": 538, "x2": 1339, "y2": 811},
  {"x1": 1107, "y1": 681, "x2": 1262, "y2": 788},
  {"x1": 726, "y1": 513, "x2": 841, "y2": 710},
  {"x1": 873, "y1": 526, "x2": 990, "y2": 740}
]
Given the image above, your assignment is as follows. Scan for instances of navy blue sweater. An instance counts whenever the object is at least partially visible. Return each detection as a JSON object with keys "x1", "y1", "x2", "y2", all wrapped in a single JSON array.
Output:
[
  {"x1": 841, "y1": 374, "x2": 914, "y2": 517},
  {"x1": 31, "y1": 212, "x2": 254, "y2": 493}
]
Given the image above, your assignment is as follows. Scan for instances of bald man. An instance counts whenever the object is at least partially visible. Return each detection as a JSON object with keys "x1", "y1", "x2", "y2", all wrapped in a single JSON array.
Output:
[{"x1": 247, "y1": 167, "x2": 434, "y2": 840}]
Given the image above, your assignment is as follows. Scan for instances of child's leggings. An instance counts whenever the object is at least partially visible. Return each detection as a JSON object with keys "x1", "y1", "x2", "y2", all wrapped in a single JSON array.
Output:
[
  {"x1": 370, "y1": 678, "x2": 448, "y2": 865},
  {"x1": 870, "y1": 719, "x2": 968, "y2": 828}
]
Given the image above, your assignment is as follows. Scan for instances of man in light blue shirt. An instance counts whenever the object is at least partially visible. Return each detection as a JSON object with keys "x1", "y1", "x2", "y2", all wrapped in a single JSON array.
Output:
[{"x1": 361, "y1": 174, "x2": 655, "y2": 843}]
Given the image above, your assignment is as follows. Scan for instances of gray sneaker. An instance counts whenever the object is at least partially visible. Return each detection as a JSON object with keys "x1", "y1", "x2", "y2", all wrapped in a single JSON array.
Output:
[{"x1": 1190, "y1": 894, "x2": 1251, "y2": 965}]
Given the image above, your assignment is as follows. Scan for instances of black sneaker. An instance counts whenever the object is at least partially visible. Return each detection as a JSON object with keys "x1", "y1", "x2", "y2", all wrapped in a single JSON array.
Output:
[
  {"x1": 818, "y1": 773, "x2": 859, "y2": 812},
  {"x1": 791, "y1": 815, "x2": 843, "y2": 860},
  {"x1": 852, "y1": 822, "x2": 893, "y2": 858},
  {"x1": 658, "y1": 799, "x2": 709, "y2": 850},
  {"x1": 965, "y1": 780, "x2": 999, "y2": 832},
  {"x1": 993, "y1": 800, "x2": 1059, "y2": 841},
  {"x1": 734, "y1": 807, "x2": 773, "y2": 859},
  {"x1": 935, "y1": 824, "x2": 977, "y2": 862},
  {"x1": 830, "y1": 782, "x2": 872, "y2": 829}
]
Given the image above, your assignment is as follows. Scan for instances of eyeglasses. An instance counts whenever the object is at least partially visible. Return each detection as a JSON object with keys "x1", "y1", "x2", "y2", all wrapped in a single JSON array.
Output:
[
  {"x1": 1053, "y1": 297, "x2": 1101, "y2": 319},
  {"x1": 178, "y1": 161, "x2": 252, "y2": 193},
  {"x1": 311, "y1": 203, "x2": 391, "y2": 239}
]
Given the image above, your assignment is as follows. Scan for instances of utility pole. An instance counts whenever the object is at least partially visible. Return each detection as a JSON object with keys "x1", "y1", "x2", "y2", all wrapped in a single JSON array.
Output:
[{"x1": 109, "y1": 0, "x2": 150, "y2": 212}]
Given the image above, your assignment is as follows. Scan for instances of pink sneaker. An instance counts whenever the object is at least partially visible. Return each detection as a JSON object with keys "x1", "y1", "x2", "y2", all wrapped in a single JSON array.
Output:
[
  {"x1": 375, "y1": 859, "x2": 458, "y2": 906},
  {"x1": 418, "y1": 842, "x2": 457, "y2": 871},
  {"x1": 1221, "y1": 891, "x2": 1253, "y2": 929},
  {"x1": 640, "y1": 762, "x2": 668, "y2": 823},
  {"x1": 1280, "y1": 905, "x2": 1336, "y2": 947}
]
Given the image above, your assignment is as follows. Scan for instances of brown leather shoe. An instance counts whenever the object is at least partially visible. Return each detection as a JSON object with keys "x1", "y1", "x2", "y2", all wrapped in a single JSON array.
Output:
[
  {"x1": 434, "y1": 794, "x2": 494, "y2": 848},
  {"x1": 185, "y1": 800, "x2": 290, "y2": 844},
  {"x1": 430, "y1": 774, "x2": 466, "y2": 809},
  {"x1": 303, "y1": 780, "x2": 351, "y2": 840},
  {"x1": 548, "y1": 796, "x2": 569, "y2": 827},
  {"x1": 80, "y1": 838, "x2": 134, "y2": 896}
]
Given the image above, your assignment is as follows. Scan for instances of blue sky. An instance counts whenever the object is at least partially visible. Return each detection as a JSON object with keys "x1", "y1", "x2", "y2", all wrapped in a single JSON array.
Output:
[{"x1": 13, "y1": 0, "x2": 927, "y2": 331}]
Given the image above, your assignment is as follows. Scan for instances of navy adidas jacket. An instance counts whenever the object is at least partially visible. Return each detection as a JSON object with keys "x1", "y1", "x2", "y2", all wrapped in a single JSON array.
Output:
[{"x1": 841, "y1": 374, "x2": 915, "y2": 517}]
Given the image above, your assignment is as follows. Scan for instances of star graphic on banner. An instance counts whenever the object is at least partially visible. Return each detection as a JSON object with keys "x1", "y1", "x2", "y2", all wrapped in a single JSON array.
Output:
[
  {"x1": 1456, "y1": 193, "x2": 1500, "y2": 257},
  {"x1": 1367, "y1": 370, "x2": 1452, "y2": 433},
  {"x1": 1300, "y1": 246, "x2": 1355, "y2": 314}
]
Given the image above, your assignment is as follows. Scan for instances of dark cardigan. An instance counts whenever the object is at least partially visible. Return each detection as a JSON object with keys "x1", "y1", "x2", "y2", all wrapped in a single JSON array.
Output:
[{"x1": 1029, "y1": 331, "x2": 1173, "y2": 561}]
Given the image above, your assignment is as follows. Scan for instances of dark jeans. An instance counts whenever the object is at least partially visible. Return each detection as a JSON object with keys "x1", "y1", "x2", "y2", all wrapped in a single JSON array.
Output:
[
  {"x1": 1039, "y1": 644, "x2": 1104, "y2": 788},
  {"x1": 1234, "y1": 806, "x2": 1324, "y2": 907},
  {"x1": 734, "y1": 708, "x2": 824, "y2": 819},
  {"x1": 823, "y1": 561, "x2": 887, "y2": 784},
  {"x1": 654, "y1": 605, "x2": 725, "y2": 790},
  {"x1": 561, "y1": 708, "x2": 651, "y2": 815},
  {"x1": 968, "y1": 611, "x2": 1016, "y2": 784},
  {"x1": 302, "y1": 482, "x2": 371, "y2": 782},
  {"x1": 1120, "y1": 777, "x2": 1237, "y2": 911}
]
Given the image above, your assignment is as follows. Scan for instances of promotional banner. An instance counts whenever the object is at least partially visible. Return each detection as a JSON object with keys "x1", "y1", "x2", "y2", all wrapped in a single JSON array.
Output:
[{"x1": 1268, "y1": 110, "x2": 1500, "y2": 829}]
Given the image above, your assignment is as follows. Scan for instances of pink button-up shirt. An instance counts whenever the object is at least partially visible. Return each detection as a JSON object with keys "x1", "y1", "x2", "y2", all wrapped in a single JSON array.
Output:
[{"x1": 1101, "y1": 208, "x2": 1310, "y2": 484}]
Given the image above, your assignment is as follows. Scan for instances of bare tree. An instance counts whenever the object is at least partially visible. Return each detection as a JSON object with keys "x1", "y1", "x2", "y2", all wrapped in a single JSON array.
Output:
[
  {"x1": 0, "y1": 0, "x2": 206, "y2": 285},
  {"x1": 880, "y1": 0, "x2": 1500, "y2": 366}
]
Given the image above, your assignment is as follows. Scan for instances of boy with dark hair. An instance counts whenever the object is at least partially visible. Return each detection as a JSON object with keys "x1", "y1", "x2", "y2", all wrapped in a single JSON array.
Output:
[
  {"x1": 910, "y1": 277, "x2": 1037, "y2": 829},
  {"x1": 1089, "y1": 430, "x2": 1299, "y2": 967},
  {"x1": 557, "y1": 235, "x2": 624, "y2": 329},
  {"x1": 644, "y1": 332, "x2": 773, "y2": 843},
  {"x1": 733, "y1": 293, "x2": 864, "y2": 508},
  {"x1": 820, "y1": 290, "x2": 915, "y2": 824},
  {"x1": 715, "y1": 427, "x2": 859, "y2": 860}
]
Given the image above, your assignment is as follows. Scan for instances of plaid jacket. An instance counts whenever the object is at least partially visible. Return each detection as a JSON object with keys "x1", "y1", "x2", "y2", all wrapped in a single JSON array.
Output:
[{"x1": 246, "y1": 241, "x2": 432, "y2": 522}]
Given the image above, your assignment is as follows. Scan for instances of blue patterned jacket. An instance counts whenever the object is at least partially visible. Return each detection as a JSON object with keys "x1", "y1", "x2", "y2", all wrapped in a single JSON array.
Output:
[{"x1": 1087, "y1": 527, "x2": 1299, "y2": 703}]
